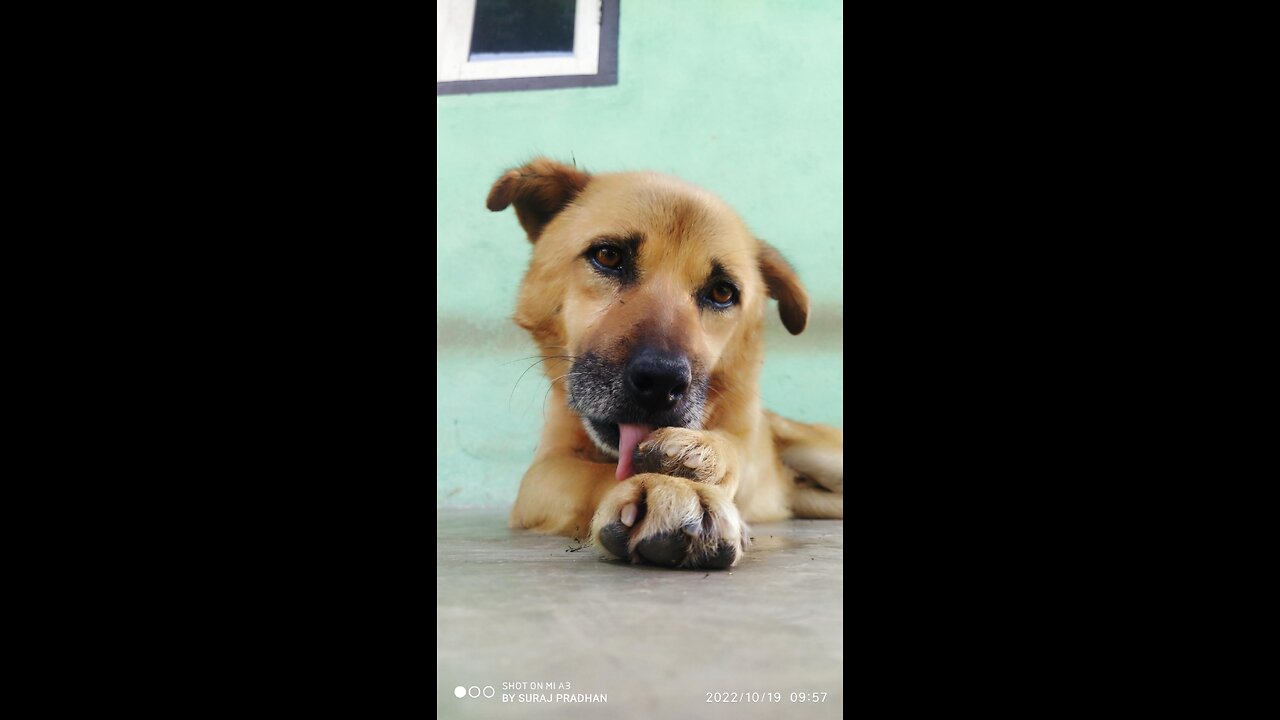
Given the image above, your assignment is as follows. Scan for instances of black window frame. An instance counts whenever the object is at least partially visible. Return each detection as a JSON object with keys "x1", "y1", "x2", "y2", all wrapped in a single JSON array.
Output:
[{"x1": 436, "y1": 0, "x2": 619, "y2": 96}]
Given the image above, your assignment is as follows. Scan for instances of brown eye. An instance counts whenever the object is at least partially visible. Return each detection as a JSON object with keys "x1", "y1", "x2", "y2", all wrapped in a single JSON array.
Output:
[
  {"x1": 593, "y1": 246, "x2": 622, "y2": 269},
  {"x1": 709, "y1": 283, "x2": 736, "y2": 306}
]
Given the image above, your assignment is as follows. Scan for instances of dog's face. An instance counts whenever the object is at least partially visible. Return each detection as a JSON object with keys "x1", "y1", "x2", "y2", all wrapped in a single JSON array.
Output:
[{"x1": 489, "y1": 158, "x2": 808, "y2": 460}]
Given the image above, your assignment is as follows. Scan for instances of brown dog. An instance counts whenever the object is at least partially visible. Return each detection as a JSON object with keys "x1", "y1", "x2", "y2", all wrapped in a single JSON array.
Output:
[{"x1": 488, "y1": 158, "x2": 843, "y2": 569}]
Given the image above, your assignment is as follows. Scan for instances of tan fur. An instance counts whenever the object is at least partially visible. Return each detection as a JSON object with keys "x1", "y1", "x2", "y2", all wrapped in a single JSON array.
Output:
[{"x1": 490, "y1": 158, "x2": 843, "y2": 568}]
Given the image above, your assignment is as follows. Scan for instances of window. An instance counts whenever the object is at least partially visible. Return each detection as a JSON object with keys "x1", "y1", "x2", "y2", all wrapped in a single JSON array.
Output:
[{"x1": 437, "y1": 0, "x2": 619, "y2": 95}]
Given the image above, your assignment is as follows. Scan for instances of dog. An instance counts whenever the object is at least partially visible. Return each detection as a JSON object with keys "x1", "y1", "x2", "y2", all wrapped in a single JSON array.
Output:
[{"x1": 488, "y1": 158, "x2": 843, "y2": 569}]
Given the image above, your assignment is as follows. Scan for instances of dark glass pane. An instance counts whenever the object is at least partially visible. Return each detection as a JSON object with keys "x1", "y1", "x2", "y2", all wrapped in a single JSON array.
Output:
[{"x1": 470, "y1": 0, "x2": 576, "y2": 55}]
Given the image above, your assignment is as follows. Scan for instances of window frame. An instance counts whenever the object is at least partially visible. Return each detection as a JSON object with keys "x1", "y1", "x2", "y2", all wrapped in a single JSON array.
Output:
[{"x1": 437, "y1": 0, "x2": 619, "y2": 95}]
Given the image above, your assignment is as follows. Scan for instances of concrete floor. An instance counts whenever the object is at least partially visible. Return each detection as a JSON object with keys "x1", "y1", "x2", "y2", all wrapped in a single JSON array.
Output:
[{"x1": 436, "y1": 508, "x2": 844, "y2": 720}]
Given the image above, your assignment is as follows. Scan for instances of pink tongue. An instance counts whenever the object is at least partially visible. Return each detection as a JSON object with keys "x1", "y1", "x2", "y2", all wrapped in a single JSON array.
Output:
[{"x1": 615, "y1": 423, "x2": 654, "y2": 481}]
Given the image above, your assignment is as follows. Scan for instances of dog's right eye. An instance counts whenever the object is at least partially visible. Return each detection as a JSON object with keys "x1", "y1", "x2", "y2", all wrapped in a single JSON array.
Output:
[{"x1": 590, "y1": 246, "x2": 624, "y2": 271}]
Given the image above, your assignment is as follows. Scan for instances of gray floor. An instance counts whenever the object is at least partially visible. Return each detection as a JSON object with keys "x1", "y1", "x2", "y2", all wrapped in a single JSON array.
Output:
[{"x1": 437, "y1": 508, "x2": 844, "y2": 720}]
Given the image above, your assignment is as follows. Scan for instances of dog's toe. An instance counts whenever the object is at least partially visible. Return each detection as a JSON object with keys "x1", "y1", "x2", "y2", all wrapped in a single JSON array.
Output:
[
  {"x1": 694, "y1": 540, "x2": 738, "y2": 569},
  {"x1": 635, "y1": 531, "x2": 688, "y2": 567},
  {"x1": 598, "y1": 522, "x2": 631, "y2": 560}
]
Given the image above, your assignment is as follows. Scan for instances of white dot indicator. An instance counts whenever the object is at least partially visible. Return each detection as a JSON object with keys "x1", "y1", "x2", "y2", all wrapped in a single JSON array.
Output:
[{"x1": 454, "y1": 686, "x2": 466, "y2": 698}]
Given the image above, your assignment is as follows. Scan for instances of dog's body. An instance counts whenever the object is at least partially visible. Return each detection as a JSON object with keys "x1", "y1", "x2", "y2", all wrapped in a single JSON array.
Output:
[{"x1": 489, "y1": 158, "x2": 842, "y2": 569}]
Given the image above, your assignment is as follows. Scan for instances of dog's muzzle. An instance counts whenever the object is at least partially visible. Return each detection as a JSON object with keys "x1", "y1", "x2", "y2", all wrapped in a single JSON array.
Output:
[{"x1": 567, "y1": 348, "x2": 707, "y2": 470}]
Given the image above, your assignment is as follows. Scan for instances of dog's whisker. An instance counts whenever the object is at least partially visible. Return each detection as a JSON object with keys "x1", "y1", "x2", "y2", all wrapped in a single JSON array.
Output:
[
  {"x1": 501, "y1": 353, "x2": 581, "y2": 367},
  {"x1": 541, "y1": 381, "x2": 558, "y2": 419},
  {"x1": 509, "y1": 360, "x2": 549, "y2": 412},
  {"x1": 546, "y1": 372, "x2": 584, "y2": 386},
  {"x1": 500, "y1": 355, "x2": 547, "y2": 367},
  {"x1": 508, "y1": 356, "x2": 583, "y2": 412},
  {"x1": 540, "y1": 371, "x2": 589, "y2": 418}
]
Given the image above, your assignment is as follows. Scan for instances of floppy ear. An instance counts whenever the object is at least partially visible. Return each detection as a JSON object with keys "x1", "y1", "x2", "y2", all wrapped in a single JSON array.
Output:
[
  {"x1": 758, "y1": 241, "x2": 810, "y2": 335},
  {"x1": 486, "y1": 157, "x2": 590, "y2": 241}
]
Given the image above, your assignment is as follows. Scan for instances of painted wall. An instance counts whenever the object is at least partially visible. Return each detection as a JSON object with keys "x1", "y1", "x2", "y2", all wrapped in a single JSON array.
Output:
[{"x1": 437, "y1": 0, "x2": 843, "y2": 506}]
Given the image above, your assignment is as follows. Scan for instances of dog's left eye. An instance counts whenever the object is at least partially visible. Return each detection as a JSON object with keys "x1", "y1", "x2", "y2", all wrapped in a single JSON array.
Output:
[
  {"x1": 708, "y1": 282, "x2": 737, "y2": 307},
  {"x1": 593, "y1": 247, "x2": 623, "y2": 269}
]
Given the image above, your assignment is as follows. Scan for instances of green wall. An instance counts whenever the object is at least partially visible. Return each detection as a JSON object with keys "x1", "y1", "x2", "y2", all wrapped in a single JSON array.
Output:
[{"x1": 437, "y1": 0, "x2": 843, "y2": 506}]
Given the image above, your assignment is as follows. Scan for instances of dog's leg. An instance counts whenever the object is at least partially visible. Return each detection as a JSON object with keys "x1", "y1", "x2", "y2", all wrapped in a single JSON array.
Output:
[
  {"x1": 767, "y1": 410, "x2": 843, "y2": 493},
  {"x1": 767, "y1": 410, "x2": 843, "y2": 519},
  {"x1": 591, "y1": 428, "x2": 748, "y2": 569},
  {"x1": 509, "y1": 457, "x2": 615, "y2": 540},
  {"x1": 790, "y1": 484, "x2": 844, "y2": 519}
]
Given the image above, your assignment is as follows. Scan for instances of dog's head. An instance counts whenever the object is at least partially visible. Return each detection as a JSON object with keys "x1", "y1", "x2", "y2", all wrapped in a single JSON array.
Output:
[{"x1": 489, "y1": 157, "x2": 808, "y2": 462}]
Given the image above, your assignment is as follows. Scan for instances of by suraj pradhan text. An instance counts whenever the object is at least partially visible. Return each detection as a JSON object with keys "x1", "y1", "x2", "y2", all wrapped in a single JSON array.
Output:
[{"x1": 503, "y1": 693, "x2": 608, "y2": 703}]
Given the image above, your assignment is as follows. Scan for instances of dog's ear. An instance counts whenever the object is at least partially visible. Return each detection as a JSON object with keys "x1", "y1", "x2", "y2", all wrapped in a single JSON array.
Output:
[
  {"x1": 758, "y1": 241, "x2": 810, "y2": 335},
  {"x1": 486, "y1": 157, "x2": 590, "y2": 241}
]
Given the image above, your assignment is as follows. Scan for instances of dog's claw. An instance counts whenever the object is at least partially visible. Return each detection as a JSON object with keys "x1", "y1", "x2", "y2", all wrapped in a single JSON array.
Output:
[{"x1": 620, "y1": 502, "x2": 637, "y2": 527}]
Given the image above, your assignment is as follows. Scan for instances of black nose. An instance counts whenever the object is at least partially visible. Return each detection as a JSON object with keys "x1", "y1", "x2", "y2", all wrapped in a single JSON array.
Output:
[{"x1": 625, "y1": 348, "x2": 691, "y2": 413}]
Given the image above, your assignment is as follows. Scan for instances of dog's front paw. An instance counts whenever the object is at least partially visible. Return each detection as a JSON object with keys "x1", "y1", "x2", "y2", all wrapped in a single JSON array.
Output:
[
  {"x1": 592, "y1": 474, "x2": 744, "y2": 569},
  {"x1": 633, "y1": 427, "x2": 733, "y2": 485}
]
